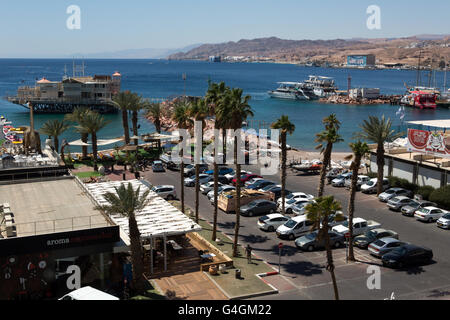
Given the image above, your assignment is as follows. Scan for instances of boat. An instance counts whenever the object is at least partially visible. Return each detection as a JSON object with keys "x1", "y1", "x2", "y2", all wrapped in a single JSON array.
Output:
[
  {"x1": 268, "y1": 82, "x2": 311, "y2": 100},
  {"x1": 303, "y1": 75, "x2": 338, "y2": 98},
  {"x1": 437, "y1": 89, "x2": 450, "y2": 108}
]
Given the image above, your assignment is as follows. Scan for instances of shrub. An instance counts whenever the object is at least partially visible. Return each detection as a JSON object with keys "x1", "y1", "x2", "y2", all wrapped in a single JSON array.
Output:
[
  {"x1": 367, "y1": 171, "x2": 377, "y2": 179},
  {"x1": 429, "y1": 186, "x2": 450, "y2": 210},
  {"x1": 388, "y1": 176, "x2": 419, "y2": 193},
  {"x1": 416, "y1": 186, "x2": 435, "y2": 201}
]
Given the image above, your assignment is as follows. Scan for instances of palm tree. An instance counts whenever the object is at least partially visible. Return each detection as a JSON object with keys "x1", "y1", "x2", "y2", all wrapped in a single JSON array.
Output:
[
  {"x1": 206, "y1": 81, "x2": 230, "y2": 241},
  {"x1": 315, "y1": 114, "x2": 343, "y2": 197},
  {"x1": 97, "y1": 182, "x2": 150, "y2": 292},
  {"x1": 172, "y1": 101, "x2": 194, "y2": 214},
  {"x1": 345, "y1": 140, "x2": 370, "y2": 261},
  {"x1": 65, "y1": 107, "x2": 91, "y2": 159},
  {"x1": 39, "y1": 119, "x2": 69, "y2": 155},
  {"x1": 113, "y1": 90, "x2": 135, "y2": 145},
  {"x1": 127, "y1": 93, "x2": 145, "y2": 146},
  {"x1": 358, "y1": 115, "x2": 402, "y2": 195},
  {"x1": 305, "y1": 196, "x2": 342, "y2": 300},
  {"x1": 218, "y1": 88, "x2": 253, "y2": 257},
  {"x1": 145, "y1": 102, "x2": 162, "y2": 134},
  {"x1": 188, "y1": 98, "x2": 209, "y2": 223},
  {"x1": 76, "y1": 111, "x2": 110, "y2": 171},
  {"x1": 271, "y1": 115, "x2": 295, "y2": 215}
]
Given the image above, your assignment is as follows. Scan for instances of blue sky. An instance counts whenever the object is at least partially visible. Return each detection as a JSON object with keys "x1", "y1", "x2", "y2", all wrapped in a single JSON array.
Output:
[{"x1": 0, "y1": 0, "x2": 449, "y2": 57}]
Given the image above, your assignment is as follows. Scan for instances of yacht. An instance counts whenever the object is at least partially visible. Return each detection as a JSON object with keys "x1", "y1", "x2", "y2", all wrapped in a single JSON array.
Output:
[
  {"x1": 268, "y1": 82, "x2": 310, "y2": 100},
  {"x1": 303, "y1": 75, "x2": 338, "y2": 98}
]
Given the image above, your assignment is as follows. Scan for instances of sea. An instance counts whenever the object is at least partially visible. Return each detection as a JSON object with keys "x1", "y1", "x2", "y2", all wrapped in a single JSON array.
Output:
[{"x1": 0, "y1": 59, "x2": 449, "y2": 152}]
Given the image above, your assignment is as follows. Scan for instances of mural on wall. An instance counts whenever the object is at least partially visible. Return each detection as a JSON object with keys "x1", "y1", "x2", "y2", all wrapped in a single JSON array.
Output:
[{"x1": 407, "y1": 129, "x2": 450, "y2": 158}]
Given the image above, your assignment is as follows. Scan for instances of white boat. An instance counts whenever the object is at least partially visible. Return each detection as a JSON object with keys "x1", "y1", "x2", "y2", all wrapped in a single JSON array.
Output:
[
  {"x1": 268, "y1": 82, "x2": 310, "y2": 100},
  {"x1": 303, "y1": 75, "x2": 338, "y2": 98}
]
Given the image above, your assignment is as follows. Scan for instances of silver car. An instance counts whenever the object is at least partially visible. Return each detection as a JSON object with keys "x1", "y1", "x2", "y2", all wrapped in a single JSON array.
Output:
[
  {"x1": 378, "y1": 188, "x2": 413, "y2": 202},
  {"x1": 387, "y1": 196, "x2": 414, "y2": 211},
  {"x1": 332, "y1": 173, "x2": 352, "y2": 187},
  {"x1": 368, "y1": 237, "x2": 407, "y2": 258},
  {"x1": 184, "y1": 174, "x2": 211, "y2": 187},
  {"x1": 151, "y1": 185, "x2": 177, "y2": 200},
  {"x1": 437, "y1": 213, "x2": 450, "y2": 229}
]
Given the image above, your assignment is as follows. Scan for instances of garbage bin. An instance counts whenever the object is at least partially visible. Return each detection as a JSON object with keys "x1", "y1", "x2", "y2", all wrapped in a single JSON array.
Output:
[{"x1": 235, "y1": 269, "x2": 241, "y2": 279}]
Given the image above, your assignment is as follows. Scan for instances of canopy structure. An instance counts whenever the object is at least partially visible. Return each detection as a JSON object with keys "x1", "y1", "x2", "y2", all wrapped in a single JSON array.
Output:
[
  {"x1": 407, "y1": 120, "x2": 450, "y2": 129},
  {"x1": 68, "y1": 137, "x2": 124, "y2": 147},
  {"x1": 67, "y1": 139, "x2": 90, "y2": 146},
  {"x1": 84, "y1": 179, "x2": 202, "y2": 273},
  {"x1": 142, "y1": 132, "x2": 175, "y2": 141}
]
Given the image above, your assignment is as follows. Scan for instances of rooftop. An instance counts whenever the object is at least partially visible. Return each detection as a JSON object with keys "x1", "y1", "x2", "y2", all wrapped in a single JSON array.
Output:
[{"x1": 0, "y1": 178, "x2": 110, "y2": 238}]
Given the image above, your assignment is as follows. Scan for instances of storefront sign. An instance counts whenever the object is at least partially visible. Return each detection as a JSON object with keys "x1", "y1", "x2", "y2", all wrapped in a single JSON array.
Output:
[{"x1": 407, "y1": 129, "x2": 450, "y2": 158}]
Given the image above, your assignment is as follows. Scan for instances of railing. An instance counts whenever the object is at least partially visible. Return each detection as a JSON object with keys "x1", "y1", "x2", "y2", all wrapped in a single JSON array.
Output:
[{"x1": 0, "y1": 169, "x2": 70, "y2": 185}]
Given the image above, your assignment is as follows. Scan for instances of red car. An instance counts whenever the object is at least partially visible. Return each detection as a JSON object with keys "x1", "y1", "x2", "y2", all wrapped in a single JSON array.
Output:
[{"x1": 232, "y1": 173, "x2": 263, "y2": 186}]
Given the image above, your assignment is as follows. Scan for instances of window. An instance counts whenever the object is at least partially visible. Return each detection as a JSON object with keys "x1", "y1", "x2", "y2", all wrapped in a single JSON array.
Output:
[
  {"x1": 295, "y1": 222, "x2": 304, "y2": 229},
  {"x1": 360, "y1": 222, "x2": 367, "y2": 228},
  {"x1": 305, "y1": 220, "x2": 314, "y2": 227}
]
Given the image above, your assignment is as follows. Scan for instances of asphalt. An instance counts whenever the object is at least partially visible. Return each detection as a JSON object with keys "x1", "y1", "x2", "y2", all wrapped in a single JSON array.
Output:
[{"x1": 143, "y1": 165, "x2": 450, "y2": 300}]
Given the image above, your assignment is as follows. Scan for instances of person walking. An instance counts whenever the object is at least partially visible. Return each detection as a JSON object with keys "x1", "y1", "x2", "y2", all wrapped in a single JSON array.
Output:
[{"x1": 246, "y1": 244, "x2": 253, "y2": 264}]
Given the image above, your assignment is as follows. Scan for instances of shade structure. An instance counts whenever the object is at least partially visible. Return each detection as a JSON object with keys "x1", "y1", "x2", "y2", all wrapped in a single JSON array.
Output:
[
  {"x1": 130, "y1": 135, "x2": 140, "y2": 140},
  {"x1": 142, "y1": 132, "x2": 176, "y2": 141},
  {"x1": 407, "y1": 119, "x2": 450, "y2": 129},
  {"x1": 68, "y1": 139, "x2": 90, "y2": 146},
  {"x1": 84, "y1": 179, "x2": 202, "y2": 239},
  {"x1": 68, "y1": 137, "x2": 124, "y2": 146}
]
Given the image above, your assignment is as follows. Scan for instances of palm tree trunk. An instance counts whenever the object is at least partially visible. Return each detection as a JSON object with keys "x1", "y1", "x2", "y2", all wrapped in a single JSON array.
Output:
[
  {"x1": 81, "y1": 133, "x2": 89, "y2": 159},
  {"x1": 92, "y1": 132, "x2": 99, "y2": 172},
  {"x1": 347, "y1": 157, "x2": 361, "y2": 262},
  {"x1": 376, "y1": 144, "x2": 385, "y2": 196},
  {"x1": 318, "y1": 143, "x2": 333, "y2": 197},
  {"x1": 122, "y1": 108, "x2": 130, "y2": 145},
  {"x1": 323, "y1": 218, "x2": 340, "y2": 300},
  {"x1": 281, "y1": 132, "x2": 287, "y2": 214},
  {"x1": 212, "y1": 161, "x2": 219, "y2": 241},
  {"x1": 195, "y1": 164, "x2": 200, "y2": 223},
  {"x1": 54, "y1": 137, "x2": 59, "y2": 155},
  {"x1": 128, "y1": 213, "x2": 145, "y2": 292},
  {"x1": 233, "y1": 135, "x2": 241, "y2": 257},
  {"x1": 132, "y1": 111, "x2": 139, "y2": 146}
]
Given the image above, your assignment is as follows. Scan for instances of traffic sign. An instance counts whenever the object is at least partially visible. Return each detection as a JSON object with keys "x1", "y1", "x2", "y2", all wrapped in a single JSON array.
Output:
[
  {"x1": 278, "y1": 242, "x2": 283, "y2": 249},
  {"x1": 345, "y1": 233, "x2": 351, "y2": 239}
]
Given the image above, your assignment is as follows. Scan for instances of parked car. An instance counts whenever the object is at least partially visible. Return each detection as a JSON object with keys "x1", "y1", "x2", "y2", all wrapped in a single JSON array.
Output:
[
  {"x1": 368, "y1": 237, "x2": 408, "y2": 258},
  {"x1": 361, "y1": 178, "x2": 390, "y2": 194},
  {"x1": 295, "y1": 231, "x2": 345, "y2": 251},
  {"x1": 225, "y1": 170, "x2": 251, "y2": 182},
  {"x1": 232, "y1": 173, "x2": 262, "y2": 186},
  {"x1": 414, "y1": 206, "x2": 447, "y2": 222},
  {"x1": 267, "y1": 187, "x2": 292, "y2": 201},
  {"x1": 246, "y1": 180, "x2": 275, "y2": 190},
  {"x1": 184, "y1": 164, "x2": 209, "y2": 177},
  {"x1": 353, "y1": 228, "x2": 399, "y2": 249},
  {"x1": 437, "y1": 213, "x2": 450, "y2": 229},
  {"x1": 381, "y1": 244, "x2": 433, "y2": 268},
  {"x1": 387, "y1": 196, "x2": 415, "y2": 211},
  {"x1": 276, "y1": 215, "x2": 314, "y2": 240},
  {"x1": 378, "y1": 188, "x2": 413, "y2": 202},
  {"x1": 200, "y1": 181, "x2": 223, "y2": 194},
  {"x1": 292, "y1": 200, "x2": 315, "y2": 216},
  {"x1": 151, "y1": 185, "x2": 177, "y2": 200},
  {"x1": 277, "y1": 192, "x2": 314, "y2": 208},
  {"x1": 184, "y1": 174, "x2": 212, "y2": 187},
  {"x1": 240, "y1": 199, "x2": 278, "y2": 217},
  {"x1": 325, "y1": 212, "x2": 348, "y2": 228},
  {"x1": 205, "y1": 167, "x2": 234, "y2": 176},
  {"x1": 284, "y1": 199, "x2": 312, "y2": 214},
  {"x1": 345, "y1": 175, "x2": 370, "y2": 191},
  {"x1": 331, "y1": 172, "x2": 352, "y2": 187},
  {"x1": 332, "y1": 218, "x2": 381, "y2": 236},
  {"x1": 257, "y1": 214, "x2": 290, "y2": 232},
  {"x1": 151, "y1": 160, "x2": 165, "y2": 172},
  {"x1": 326, "y1": 168, "x2": 345, "y2": 184},
  {"x1": 401, "y1": 200, "x2": 437, "y2": 217},
  {"x1": 258, "y1": 184, "x2": 281, "y2": 193},
  {"x1": 245, "y1": 177, "x2": 264, "y2": 187},
  {"x1": 207, "y1": 185, "x2": 235, "y2": 200}
]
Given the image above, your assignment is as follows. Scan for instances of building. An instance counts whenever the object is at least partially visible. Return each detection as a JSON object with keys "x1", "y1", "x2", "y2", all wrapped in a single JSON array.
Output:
[
  {"x1": 208, "y1": 55, "x2": 222, "y2": 63},
  {"x1": 349, "y1": 88, "x2": 380, "y2": 99},
  {"x1": 346, "y1": 54, "x2": 376, "y2": 68}
]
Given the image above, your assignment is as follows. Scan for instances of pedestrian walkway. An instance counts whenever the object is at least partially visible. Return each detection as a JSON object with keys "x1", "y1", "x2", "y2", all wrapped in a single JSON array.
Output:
[{"x1": 154, "y1": 271, "x2": 228, "y2": 300}]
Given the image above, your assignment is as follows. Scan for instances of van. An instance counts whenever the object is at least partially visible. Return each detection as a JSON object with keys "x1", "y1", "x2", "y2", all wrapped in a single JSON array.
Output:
[
  {"x1": 59, "y1": 286, "x2": 119, "y2": 300},
  {"x1": 276, "y1": 215, "x2": 314, "y2": 240},
  {"x1": 361, "y1": 178, "x2": 390, "y2": 194}
]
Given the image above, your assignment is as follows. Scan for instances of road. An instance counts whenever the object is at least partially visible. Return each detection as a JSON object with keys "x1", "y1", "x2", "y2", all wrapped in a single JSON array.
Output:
[{"x1": 143, "y1": 165, "x2": 450, "y2": 300}]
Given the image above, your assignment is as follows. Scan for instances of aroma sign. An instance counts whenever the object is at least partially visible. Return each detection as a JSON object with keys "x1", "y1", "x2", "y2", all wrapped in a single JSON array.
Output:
[{"x1": 407, "y1": 129, "x2": 450, "y2": 158}]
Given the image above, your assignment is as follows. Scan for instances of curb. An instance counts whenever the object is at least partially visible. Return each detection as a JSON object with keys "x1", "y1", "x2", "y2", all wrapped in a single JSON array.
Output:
[{"x1": 261, "y1": 271, "x2": 279, "y2": 277}]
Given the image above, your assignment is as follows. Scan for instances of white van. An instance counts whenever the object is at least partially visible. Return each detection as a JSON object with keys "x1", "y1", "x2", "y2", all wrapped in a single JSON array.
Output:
[
  {"x1": 361, "y1": 178, "x2": 390, "y2": 194},
  {"x1": 59, "y1": 286, "x2": 119, "y2": 300},
  {"x1": 276, "y1": 215, "x2": 314, "y2": 240}
]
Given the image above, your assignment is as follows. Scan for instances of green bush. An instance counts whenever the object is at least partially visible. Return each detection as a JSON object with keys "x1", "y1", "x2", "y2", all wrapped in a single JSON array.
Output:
[
  {"x1": 416, "y1": 186, "x2": 435, "y2": 201},
  {"x1": 429, "y1": 186, "x2": 450, "y2": 210},
  {"x1": 367, "y1": 171, "x2": 377, "y2": 179},
  {"x1": 388, "y1": 176, "x2": 419, "y2": 193}
]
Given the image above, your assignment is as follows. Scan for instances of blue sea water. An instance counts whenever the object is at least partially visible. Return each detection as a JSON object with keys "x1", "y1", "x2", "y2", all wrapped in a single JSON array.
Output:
[{"x1": 0, "y1": 59, "x2": 449, "y2": 151}]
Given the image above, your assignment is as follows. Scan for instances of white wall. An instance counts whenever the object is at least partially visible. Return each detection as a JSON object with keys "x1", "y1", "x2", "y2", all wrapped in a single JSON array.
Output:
[
  {"x1": 392, "y1": 160, "x2": 414, "y2": 182},
  {"x1": 417, "y1": 167, "x2": 442, "y2": 189}
]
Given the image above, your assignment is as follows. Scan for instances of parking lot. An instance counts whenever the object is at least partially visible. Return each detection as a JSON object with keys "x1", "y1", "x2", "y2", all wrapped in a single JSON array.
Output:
[{"x1": 144, "y1": 165, "x2": 450, "y2": 300}]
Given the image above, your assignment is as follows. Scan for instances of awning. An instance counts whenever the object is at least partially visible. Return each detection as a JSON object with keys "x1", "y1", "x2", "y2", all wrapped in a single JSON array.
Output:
[
  {"x1": 407, "y1": 120, "x2": 450, "y2": 129},
  {"x1": 68, "y1": 139, "x2": 90, "y2": 146},
  {"x1": 68, "y1": 137, "x2": 124, "y2": 146}
]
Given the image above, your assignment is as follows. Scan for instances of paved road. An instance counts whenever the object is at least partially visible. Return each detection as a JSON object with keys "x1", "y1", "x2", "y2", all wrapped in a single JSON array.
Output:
[{"x1": 143, "y1": 165, "x2": 450, "y2": 300}]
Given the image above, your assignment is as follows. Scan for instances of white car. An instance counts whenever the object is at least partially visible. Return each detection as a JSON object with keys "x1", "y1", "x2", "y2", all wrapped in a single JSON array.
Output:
[
  {"x1": 414, "y1": 206, "x2": 447, "y2": 222},
  {"x1": 207, "y1": 185, "x2": 235, "y2": 200},
  {"x1": 245, "y1": 177, "x2": 264, "y2": 186},
  {"x1": 257, "y1": 214, "x2": 290, "y2": 232},
  {"x1": 286, "y1": 199, "x2": 313, "y2": 215},
  {"x1": 225, "y1": 170, "x2": 250, "y2": 182},
  {"x1": 184, "y1": 174, "x2": 211, "y2": 187},
  {"x1": 437, "y1": 213, "x2": 450, "y2": 229},
  {"x1": 361, "y1": 178, "x2": 390, "y2": 194},
  {"x1": 277, "y1": 192, "x2": 314, "y2": 208},
  {"x1": 331, "y1": 173, "x2": 352, "y2": 187},
  {"x1": 276, "y1": 215, "x2": 314, "y2": 240},
  {"x1": 332, "y1": 217, "x2": 381, "y2": 236},
  {"x1": 151, "y1": 185, "x2": 177, "y2": 200},
  {"x1": 200, "y1": 181, "x2": 222, "y2": 194}
]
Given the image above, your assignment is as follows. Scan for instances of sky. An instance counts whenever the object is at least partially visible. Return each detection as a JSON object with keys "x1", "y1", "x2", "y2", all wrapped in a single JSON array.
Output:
[{"x1": 0, "y1": 0, "x2": 449, "y2": 58}]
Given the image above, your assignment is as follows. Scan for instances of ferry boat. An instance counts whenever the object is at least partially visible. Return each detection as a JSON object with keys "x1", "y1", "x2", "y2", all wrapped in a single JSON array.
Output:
[
  {"x1": 6, "y1": 69, "x2": 122, "y2": 114},
  {"x1": 303, "y1": 75, "x2": 338, "y2": 98},
  {"x1": 400, "y1": 87, "x2": 438, "y2": 109},
  {"x1": 268, "y1": 82, "x2": 311, "y2": 100}
]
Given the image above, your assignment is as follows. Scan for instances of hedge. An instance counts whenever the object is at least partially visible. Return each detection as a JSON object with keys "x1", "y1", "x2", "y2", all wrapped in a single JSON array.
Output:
[
  {"x1": 387, "y1": 176, "x2": 419, "y2": 193},
  {"x1": 429, "y1": 186, "x2": 450, "y2": 210},
  {"x1": 416, "y1": 186, "x2": 435, "y2": 201}
]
